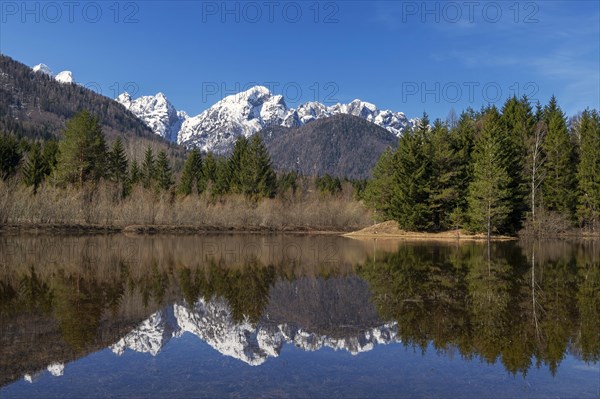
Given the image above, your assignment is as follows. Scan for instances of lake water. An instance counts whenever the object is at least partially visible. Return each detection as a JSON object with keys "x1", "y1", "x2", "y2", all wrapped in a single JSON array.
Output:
[{"x1": 0, "y1": 234, "x2": 598, "y2": 398}]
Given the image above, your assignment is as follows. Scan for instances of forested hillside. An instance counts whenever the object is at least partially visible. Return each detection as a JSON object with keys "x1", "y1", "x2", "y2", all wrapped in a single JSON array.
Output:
[
  {"x1": 0, "y1": 54, "x2": 182, "y2": 162},
  {"x1": 261, "y1": 114, "x2": 398, "y2": 179}
]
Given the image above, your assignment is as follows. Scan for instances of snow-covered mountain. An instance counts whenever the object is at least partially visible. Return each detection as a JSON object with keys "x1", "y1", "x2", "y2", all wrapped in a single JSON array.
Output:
[
  {"x1": 121, "y1": 86, "x2": 414, "y2": 153},
  {"x1": 32, "y1": 63, "x2": 53, "y2": 76},
  {"x1": 31, "y1": 60, "x2": 413, "y2": 152},
  {"x1": 54, "y1": 70, "x2": 73, "y2": 84},
  {"x1": 32, "y1": 63, "x2": 74, "y2": 84},
  {"x1": 117, "y1": 92, "x2": 188, "y2": 142},
  {"x1": 111, "y1": 297, "x2": 400, "y2": 366}
]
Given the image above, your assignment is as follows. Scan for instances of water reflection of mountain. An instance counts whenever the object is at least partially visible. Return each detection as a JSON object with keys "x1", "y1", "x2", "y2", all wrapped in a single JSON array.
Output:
[
  {"x1": 113, "y1": 276, "x2": 393, "y2": 365},
  {"x1": 0, "y1": 235, "x2": 598, "y2": 386}
]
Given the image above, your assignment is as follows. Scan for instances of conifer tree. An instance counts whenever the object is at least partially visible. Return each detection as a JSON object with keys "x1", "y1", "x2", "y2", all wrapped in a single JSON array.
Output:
[
  {"x1": 203, "y1": 151, "x2": 217, "y2": 182},
  {"x1": 22, "y1": 143, "x2": 46, "y2": 194},
  {"x1": 363, "y1": 147, "x2": 397, "y2": 221},
  {"x1": 129, "y1": 159, "x2": 141, "y2": 186},
  {"x1": 576, "y1": 109, "x2": 600, "y2": 229},
  {"x1": 141, "y1": 146, "x2": 156, "y2": 189},
  {"x1": 42, "y1": 140, "x2": 59, "y2": 172},
  {"x1": 55, "y1": 110, "x2": 107, "y2": 186},
  {"x1": 390, "y1": 125, "x2": 431, "y2": 230},
  {"x1": 155, "y1": 150, "x2": 173, "y2": 191},
  {"x1": 501, "y1": 96, "x2": 534, "y2": 231},
  {"x1": 227, "y1": 135, "x2": 276, "y2": 199},
  {"x1": 427, "y1": 119, "x2": 459, "y2": 230},
  {"x1": 449, "y1": 110, "x2": 476, "y2": 221},
  {"x1": 178, "y1": 149, "x2": 204, "y2": 196},
  {"x1": 467, "y1": 109, "x2": 512, "y2": 238},
  {"x1": 228, "y1": 136, "x2": 249, "y2": 193},
  {"x1": 541, "y1": 96, "x2": 576, "y2": 217},
  {"x1": 243, "y1": 134, "x2": 276, "y2": 199},
  {"x1": 108, "y1": 137, "x2": 128, "y2": 183},
  {"x1": 212, "y1": 157, "x2": 231, "y2": 196},
  {"x1": 0, "y1": 133, "x2": 22, "y2": 180}
]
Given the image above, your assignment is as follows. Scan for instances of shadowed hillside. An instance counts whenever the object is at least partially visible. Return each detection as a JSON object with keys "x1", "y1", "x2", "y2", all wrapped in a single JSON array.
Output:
[
  {"x1": 260, "y1": 114, "x2": 399, "y2": 179},
  {"x1": 0, "y1": 54, "x2": 183, "y2": 161}
]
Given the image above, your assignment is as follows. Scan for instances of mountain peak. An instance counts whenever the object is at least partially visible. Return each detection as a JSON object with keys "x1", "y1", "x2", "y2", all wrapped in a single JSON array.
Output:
[
  {"x1": 116, "y1": 91, "x2": 187, "y2": 142},
  {"x1": 116, "y1": 92, "x2": 132, "y2": 103},
  {"x1": 32, "y1": 63, "x2": 53, "y2": 76},
  {"x1": 55, "y1": 70, "x2": 73, "y2": 84}
]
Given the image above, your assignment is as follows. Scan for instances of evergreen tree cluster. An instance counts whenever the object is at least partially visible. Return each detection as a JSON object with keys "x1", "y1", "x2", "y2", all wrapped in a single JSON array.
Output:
[
  {"x1": 364, "y1": 96, "x2": 600, "y2": 236},
  {"x1": 0, "y1": 110, "x2": 282, "y2": 202}
]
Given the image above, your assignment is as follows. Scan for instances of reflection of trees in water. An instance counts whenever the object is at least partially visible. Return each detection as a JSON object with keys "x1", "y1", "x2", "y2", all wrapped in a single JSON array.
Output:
[
  {"x1": 1, "y1": 255, "x2": 308, "y2": 351},
  {"x1": 178, "y1": 258, "x2": 277, "y2": 324},
  {"x1": 357, "y1": 242, "x2": 600, "y2": 376},
  {"x1": 0, "y1": 238, "x2": 598, "y2": 378}
]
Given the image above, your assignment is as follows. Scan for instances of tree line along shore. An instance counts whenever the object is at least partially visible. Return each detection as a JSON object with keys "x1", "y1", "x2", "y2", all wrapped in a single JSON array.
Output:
[{"x1": 0, "y1": 95, "x2": 599, "y2": 238}]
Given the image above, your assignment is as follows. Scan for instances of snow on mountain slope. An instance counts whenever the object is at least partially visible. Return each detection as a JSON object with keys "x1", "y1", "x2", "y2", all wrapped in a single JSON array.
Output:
[
  {"x1": 123, "y1": 86, "x2": 414, "y2": 150},
  {"x1": 111, "y1": 297, "x2": 400, "y2": 365},
  {"x1": 116, "y1": 92, "x2": 187, "y2": 142},
  {"x1": 54, "y1": 70, "x2": 73, "y2": 84},
  {"x1": 32, "y1": 63, "x2": 74, "y2": 84},
  {"x1": 32, "y1": 63, "x2": 53, "y2": 76},
  {"x1": 177, "y1": 86, "x2": 289, "y2": 152}
]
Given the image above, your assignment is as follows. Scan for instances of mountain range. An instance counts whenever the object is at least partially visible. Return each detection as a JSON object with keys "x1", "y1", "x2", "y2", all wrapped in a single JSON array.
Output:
[
  {"x1": 111, "y1": 296, "x2": 400, "y2": 366},
  {"x1": 117, "y1": 85, "x2": 416, "y2": 155},
  {"x1": 7, "y1": 56, "x2": 415, "y2": 177}
]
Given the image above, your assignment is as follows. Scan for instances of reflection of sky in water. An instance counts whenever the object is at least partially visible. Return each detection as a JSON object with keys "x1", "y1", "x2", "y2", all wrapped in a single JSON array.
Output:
[{"x1": 2, "y1": 335, "x2": 598, "y2": 399}]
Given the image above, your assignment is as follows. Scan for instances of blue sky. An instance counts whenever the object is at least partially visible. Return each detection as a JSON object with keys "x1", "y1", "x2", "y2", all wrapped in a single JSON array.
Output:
[{"x1": 1, "y1": 0, "x2": 598, "y2": 120}]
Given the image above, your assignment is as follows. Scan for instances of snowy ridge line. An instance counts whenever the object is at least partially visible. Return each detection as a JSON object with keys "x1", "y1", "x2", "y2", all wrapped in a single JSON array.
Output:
[
  {"x1": 31, "y1": 61, "x2": 417, "y2": 154},
  {"x1": 117, "y1": 86, "x2": 418, "y2": 153},
  {"x1": 111, "y1": 297, "x2": 400, "y2": 366}
]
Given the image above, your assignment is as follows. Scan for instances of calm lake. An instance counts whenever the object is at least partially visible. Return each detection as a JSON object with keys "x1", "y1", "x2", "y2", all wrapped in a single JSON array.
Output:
[{"x1": 0, "y1": 234, "x2": 598, "y2": 398}]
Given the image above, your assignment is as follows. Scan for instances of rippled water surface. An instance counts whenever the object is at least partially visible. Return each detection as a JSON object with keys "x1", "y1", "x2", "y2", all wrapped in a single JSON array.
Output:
[{"x1": 0, "y1": 234, "x2": 598, "y2": 398}]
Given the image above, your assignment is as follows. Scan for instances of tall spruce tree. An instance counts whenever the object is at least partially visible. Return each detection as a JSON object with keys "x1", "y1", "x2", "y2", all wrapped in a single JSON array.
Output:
[
  {"x1": 500, "y1": 96, "x2": 534, "y2": 232},
  {"x1": 22, "y1": 142, "x2": 46, "y2": 194},
  {"x1": 242, "y1": 134, "x2": 277, "y2": 199},
  {"x1": 427, "y1": 119, "x2": 459, "y2": 230},
  {"x1": 108, "y1": 137, "x2": 128, "y2": 183},
  {"x1": 576, "y1": 109, "x2": 600, "y2": 229},
  {"x1": 129, "y1": 159, "x2": 141, "y2": 186},
  {"x1": 155, "y1": 150, "x2": 174, "y2": 191},
  {"x1": 212, "y1": 157, "x2": 231, "y2": 196},
  {"x1": 449, "y1": 110, "x2": 476, "y2": 220},
  {"x1": 226, "y1": 135, "x2": 276, "y2": 199},
  {"x1": 203, "y1": 152, "x2": 217, "y2": 182},
  {"x1": 390, "y1": 122, "x2": 431, "y2": 230},
  {"x1": 55, "y1": 110, "x2": 107, "y2": 186},
  {"x1": 467, "y1": 108, "x2": 512, "y2": 238},
  {"x1": 363, "y1": 147, "x2": 397, "y2": 221},
  {"x1": 141, "y1": 146, "x2": 156, "y2": 189},
  {"x1": 542, "y1": 96, "x2": 577, "y2": 217},
  {"x1": 178, "y1": 149, "x2": 204, "y2": 195},
  {"x1": 42, "y1": 140, "x2": 59, "y2": 172},
  {"x1": 228, "y1": 136, "x2": 249, "y2": 193}
]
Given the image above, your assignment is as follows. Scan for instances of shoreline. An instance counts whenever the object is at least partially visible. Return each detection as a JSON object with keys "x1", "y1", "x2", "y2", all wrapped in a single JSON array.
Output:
[
  {"x1": 0, "y1": 223, "x2": 346, "y2": 236},
  {"x1": 0, "y1": 222, "x2": 598, "y2": 239}
]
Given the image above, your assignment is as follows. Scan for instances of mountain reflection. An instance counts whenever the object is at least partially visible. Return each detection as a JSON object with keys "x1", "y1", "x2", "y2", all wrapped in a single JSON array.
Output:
[{"x1": 0, "y1": 235, "x2": 598, "y2": 386}]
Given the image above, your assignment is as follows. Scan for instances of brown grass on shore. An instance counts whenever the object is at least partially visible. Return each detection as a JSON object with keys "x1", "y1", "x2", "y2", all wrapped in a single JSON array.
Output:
[
  {"x1": 0, "y1": 179, "x2": 372, "y2": 233},
  {"x1": 344, "y1": 220, "x2": 517, "y2": 241}
]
